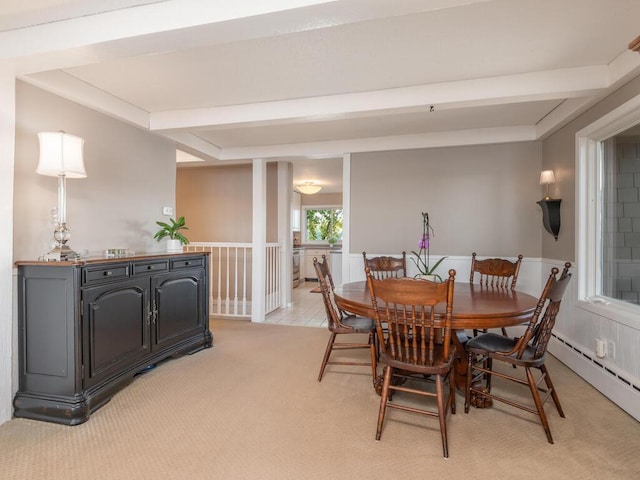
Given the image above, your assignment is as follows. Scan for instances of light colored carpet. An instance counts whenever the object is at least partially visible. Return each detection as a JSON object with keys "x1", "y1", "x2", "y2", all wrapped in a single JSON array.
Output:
[{"x1": 1, "y1": 318, "x2": 639, "y2": 479}]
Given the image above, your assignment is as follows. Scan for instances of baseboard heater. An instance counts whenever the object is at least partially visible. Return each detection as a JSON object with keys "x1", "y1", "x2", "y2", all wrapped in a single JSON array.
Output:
[{"x1": 551, "y1": 333, "x2": 640, "y2": 394}]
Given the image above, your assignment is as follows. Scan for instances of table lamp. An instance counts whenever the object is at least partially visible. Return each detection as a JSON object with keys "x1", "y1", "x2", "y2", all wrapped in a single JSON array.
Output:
[{"x1": 37, "y1": 131, "x2": 86, "y2": 260}]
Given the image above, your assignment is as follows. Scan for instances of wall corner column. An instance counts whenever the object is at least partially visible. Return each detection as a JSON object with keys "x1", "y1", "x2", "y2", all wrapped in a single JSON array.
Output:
[
  {"x1": 0, "y1": 67, "x2": 16, "y2": 425},
  {"x1": 251, "y1": 159, "x2": 267, "y2": 322}
]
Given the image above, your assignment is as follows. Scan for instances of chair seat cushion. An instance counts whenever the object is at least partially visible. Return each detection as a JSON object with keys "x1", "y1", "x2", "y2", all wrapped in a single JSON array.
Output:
[
  {"x1": 467, "y1": 332, "x2": 517, "y2": 352},
  {"x1": 466, "y1": 332, "x2": 542, "y2": 364},
  {"x1": 340, "y1": 314, "x2": 375, "y2": 332}
]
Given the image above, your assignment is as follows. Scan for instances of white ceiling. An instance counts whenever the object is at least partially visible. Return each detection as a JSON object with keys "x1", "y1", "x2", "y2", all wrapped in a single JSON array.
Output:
[{"x1": 4, "y1": 0, "x2": 640, "y2": 193}]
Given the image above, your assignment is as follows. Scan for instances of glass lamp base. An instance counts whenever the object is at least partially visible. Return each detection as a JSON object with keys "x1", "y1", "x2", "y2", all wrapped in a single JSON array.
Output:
[
  {"x1": 47, "y1": 244, "x2": 80, "y2": 261},
  {"x1": 49, "y1": 223, "x2": 80, "y2": 261}
]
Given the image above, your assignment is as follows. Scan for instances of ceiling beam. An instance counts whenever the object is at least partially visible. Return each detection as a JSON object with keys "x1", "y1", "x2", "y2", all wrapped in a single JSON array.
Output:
[
  {"x1": 1, "y1": 1, "x2": 333, "y2": 60},
  {"x1": 149, "y1": 66, "x2": 608, "y2": 131},
  {"x1": 214, "y1": 126, "x2": 537, "y2": 160},
  {"x1": 2, "y1": 0, "x2": 491, "y2": 75},
  {"x1": 19, "y1": 70, "x2": 150, "y2": 129}
]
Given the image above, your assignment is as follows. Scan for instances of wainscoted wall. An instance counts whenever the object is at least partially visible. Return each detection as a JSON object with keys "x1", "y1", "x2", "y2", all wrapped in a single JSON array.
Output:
[
  {"x1": 544, "y1": 257, "x2": 640, "y2": 422},
  {"x1": 348, "y1": 253, "x2": 544, "y2": 296}
]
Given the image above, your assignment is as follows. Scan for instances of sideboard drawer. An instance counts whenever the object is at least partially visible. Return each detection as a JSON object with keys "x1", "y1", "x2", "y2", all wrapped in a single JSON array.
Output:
[
  {"x1": 171, "y1": 256, "x2": 205, "y2": 270},
  {"x1": 83, "y1": 264, "x2": 130, "y2": 285},
  {"x1": 132, "y1": 260, "x2": 169, "y2": 276}
]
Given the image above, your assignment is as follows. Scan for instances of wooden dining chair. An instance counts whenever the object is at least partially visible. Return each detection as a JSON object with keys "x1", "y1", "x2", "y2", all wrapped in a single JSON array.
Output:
[
  {"x1": 366, "y1": 268, "x2": 457, "y2": 458},
  {"x1": 469, "y1": 252, "x2": 523, "y2": 289},
  {"x1": 314, "y1": 256, "x2": 378, "y2": 386},
  {"x1": 469, "y1": 252, "x2": 523, "y2": 336},
  {"x1": 362, "y1": 251, "x2": 407, "y2": 279},
  {"x1": 464, "y1": 262, "x2": 572, "y2": 444}
]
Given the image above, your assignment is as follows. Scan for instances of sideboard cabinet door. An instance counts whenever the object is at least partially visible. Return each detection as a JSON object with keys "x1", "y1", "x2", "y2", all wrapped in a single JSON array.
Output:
[
  {"x1": 81, "y1": 278, "x2": 150, "y2": 389},
  {"x1": 151, "y1": 267, "x2": 206, "y2": 351}
]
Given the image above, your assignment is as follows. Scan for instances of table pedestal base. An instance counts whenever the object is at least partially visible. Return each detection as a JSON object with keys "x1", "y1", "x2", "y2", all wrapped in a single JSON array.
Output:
[{"x1": 469, "y1": 383, "x2": 493, "y2": 408}]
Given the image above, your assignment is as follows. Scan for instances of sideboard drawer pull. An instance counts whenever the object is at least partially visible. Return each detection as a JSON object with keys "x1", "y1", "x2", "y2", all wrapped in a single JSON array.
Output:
[{"x1": 104, "y1": 271, "x2": 113, "y2": 276}]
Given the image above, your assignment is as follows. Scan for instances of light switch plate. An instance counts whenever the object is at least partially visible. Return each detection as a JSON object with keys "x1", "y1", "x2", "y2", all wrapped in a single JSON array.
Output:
[{"x1": 162, "y1": 206, "x2": 173, "y2": 216}]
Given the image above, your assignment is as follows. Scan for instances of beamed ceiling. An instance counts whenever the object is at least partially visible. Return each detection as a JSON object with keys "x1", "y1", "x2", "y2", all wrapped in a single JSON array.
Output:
[{"x1": 3, "y1": 0, "x2": 640, "y2": 192}]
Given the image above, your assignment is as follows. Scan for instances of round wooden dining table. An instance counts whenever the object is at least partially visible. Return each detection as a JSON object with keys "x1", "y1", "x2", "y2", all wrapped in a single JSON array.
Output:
[{"x1": 333, "y1": 281, "x2": 539, "y2": 395}]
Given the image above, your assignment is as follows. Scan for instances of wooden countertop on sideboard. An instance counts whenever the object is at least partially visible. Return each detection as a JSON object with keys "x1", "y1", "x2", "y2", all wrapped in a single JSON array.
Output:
[{"x1": 15, "y1": 251, "x2": 208, "y2": 267}]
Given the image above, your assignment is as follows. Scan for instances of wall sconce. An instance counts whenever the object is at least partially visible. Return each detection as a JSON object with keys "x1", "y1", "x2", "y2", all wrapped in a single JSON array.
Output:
[
  {"x1": 536, "y1": 170, "x2": 561, "y2": 241},
  {"x1": 539, "y1": 170, "x2": 555, "y2": 199},
  {"x1": 297, "y1": 181, "x2": 322, "y2": 195},
  {"x1": 37, "y1": 131, "x2": 87, "y2": 260}
]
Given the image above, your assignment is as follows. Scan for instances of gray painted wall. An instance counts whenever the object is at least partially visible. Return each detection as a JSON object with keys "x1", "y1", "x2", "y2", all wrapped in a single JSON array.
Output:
[
  {"x1": 349, "y1": 143, "x2": 543, "y2": 257},
  {"x1": 13, "y1": 81, "x2": 177, "y2": 261},
  {"x1": 542, "y1": 75, "x2": 640, "y2": 261}
]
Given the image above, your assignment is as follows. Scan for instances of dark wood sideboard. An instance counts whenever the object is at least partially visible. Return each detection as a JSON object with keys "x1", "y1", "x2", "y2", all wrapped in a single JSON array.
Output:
[{"x1": 14, "y1": 252, "x2": 213, "y2": 425}]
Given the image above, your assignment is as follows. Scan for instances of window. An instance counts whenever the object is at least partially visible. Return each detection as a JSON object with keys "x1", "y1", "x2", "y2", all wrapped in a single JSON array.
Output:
[
  {"x1": 577, "y1": 92, "x2": 640, "y2": 327},
  {"x1": 601, "y1": 134, "x2": 640, "y2": 304},
  {"x1": 303, "y1": 206, "x2": 343, "y2": 243}
]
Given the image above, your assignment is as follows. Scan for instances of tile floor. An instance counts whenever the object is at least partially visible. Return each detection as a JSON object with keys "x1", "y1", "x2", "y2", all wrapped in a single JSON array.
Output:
[{"x1": 263, "y1": 281, "x2": 327, "y2": 328}]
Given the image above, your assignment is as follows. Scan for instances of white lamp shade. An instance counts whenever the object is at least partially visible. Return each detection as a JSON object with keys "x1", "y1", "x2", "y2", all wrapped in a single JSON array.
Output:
[
  {"x1": 37, "y1": 132, "x2": 87, "y2": 178},
  {"x1": 297, "y1": 183, "x2": 322, "y2": 195},
  {"x1": 539, "y1": 170, "x2": 556, "y2": 185}
]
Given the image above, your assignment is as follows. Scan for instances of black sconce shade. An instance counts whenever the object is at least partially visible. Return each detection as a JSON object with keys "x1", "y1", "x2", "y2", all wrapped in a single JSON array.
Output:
[{"x1": 537, "y1": 198, "x2": 562, "y2": 241}]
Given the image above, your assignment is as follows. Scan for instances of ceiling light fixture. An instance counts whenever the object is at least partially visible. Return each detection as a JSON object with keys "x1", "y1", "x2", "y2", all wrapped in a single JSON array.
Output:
[{"x1": 297, "y1": 182, "x2": 322, "y2": 195}]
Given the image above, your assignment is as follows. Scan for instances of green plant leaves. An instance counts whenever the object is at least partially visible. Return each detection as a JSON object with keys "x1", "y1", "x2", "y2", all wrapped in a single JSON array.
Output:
[{"x1": 153, "y1": 216, "x2": 190, "y2": 245}]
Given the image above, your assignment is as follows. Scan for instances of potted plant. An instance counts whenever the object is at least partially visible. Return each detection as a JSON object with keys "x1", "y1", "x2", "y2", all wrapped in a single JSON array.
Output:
[
  {"x1": 411, "y1": 212, "x2": 446, "y2": 281},
  {"x1": 154, "y1": 216, "x2": 189, "y2": 253}
]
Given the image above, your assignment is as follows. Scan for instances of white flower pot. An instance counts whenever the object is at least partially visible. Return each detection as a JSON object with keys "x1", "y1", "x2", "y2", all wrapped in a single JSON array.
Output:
[
  {"x1": 416, "y1": 274, "x2": 438, "y2": 282},
  {"x1": 166, "y1": 239, "x2": 183, "y2": 253}
]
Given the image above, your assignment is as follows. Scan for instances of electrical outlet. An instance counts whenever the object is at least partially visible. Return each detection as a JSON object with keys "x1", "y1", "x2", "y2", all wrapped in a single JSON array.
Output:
[
  {"x1": 607, "y1": 340, "x2": 616, "y2": 360},
  {"x1": 595, "y1": 338, "x2": 606, "y2": 358},
  {"x1": 162, "y1": 206, "x2": 173, "y2": 216}
]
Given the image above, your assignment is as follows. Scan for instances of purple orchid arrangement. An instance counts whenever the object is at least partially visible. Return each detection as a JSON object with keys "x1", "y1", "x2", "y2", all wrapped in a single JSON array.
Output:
[{"x1": 411, "y1": 212, "x2": 446, "y2": 281}]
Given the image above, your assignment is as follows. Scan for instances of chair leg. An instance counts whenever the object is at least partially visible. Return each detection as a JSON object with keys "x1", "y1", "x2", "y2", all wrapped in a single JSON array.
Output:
[
  {"x1": 436, "y1": 374, "x2": 449, "y2": 458},
  {"x1": 317, "y1": 332, "x2": 336, "y2": 382},
  {"x1": 449, "y1": 367, "x2": 456, "y2": 415},
  {"x1": 525, "y1": 366, "x2": 554, "y2": 444},
  {"x1": 540, "y1": 364, "x2": 565, "y2": 418},
  {"x1": 368, "y1": 332, "x2": 378, "y2": 385},
  {"x1": 376, "y1": 365, "x2": 393, "y2": 441}
]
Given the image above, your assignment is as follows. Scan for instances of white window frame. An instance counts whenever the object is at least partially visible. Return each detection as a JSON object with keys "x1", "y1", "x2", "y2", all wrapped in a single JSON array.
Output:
[
  {"x1": 576, "y1": 92, "x2": 640, "y2": 329},
  {"x1": 301, "y1": 204, "x2": 343, "y2": 246}
]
